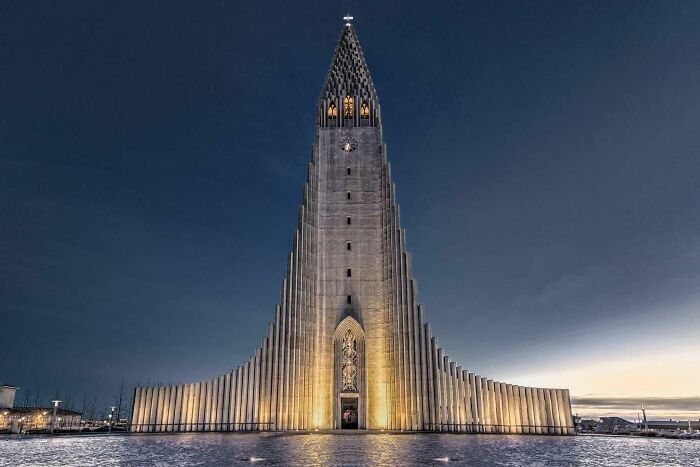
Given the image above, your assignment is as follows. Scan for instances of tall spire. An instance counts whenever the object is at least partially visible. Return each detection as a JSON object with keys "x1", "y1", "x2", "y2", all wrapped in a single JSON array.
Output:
[
  {"x1": 318, "y1": 20, "x2": 379, "y2": 127},
  {"x1": 320, "y1": 22, "x2": 377, "y2": 103}
]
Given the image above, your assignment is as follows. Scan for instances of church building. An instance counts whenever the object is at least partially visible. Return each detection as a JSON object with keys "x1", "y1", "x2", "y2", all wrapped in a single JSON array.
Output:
[{"x1": 130, "y1": 19, "x2": 574, "y2": 435}]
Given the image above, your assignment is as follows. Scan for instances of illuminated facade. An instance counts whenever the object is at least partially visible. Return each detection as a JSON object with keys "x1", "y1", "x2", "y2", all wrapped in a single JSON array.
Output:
[{"x1": 131, "y1": 22, "x2": 574, "y2": 435}]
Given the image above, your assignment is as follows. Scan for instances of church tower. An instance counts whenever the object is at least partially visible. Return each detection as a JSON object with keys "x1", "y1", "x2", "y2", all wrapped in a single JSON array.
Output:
[
  {"x1": 312, "y1": 20, "x2": 391, "y2": 429},
  {"x1": 130, "y1": 19, "x2": 575, "y2": 435}
]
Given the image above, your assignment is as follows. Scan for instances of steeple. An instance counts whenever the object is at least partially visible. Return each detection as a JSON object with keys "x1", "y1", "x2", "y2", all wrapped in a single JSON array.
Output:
[{"x1": 318, "y1": 21, "x2": 380, "y2": 127}]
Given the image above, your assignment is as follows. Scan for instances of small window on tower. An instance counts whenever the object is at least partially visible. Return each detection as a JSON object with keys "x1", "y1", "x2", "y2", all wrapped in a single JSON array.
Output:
[
  {"x1": 328, "y1": 103, "x2": 337, "y2": 119},
  {"x1": 347, "y1": 167, "x2": 352, "y2": 176},
  {"x1": 343, "y1": 95, "x2": 354, "y2": 118},
  {"x1": 347, "y1": 216, "x2": 351, "y2": 225},
  {"x1": 347, "y1": 192, "x2": 351, "y2": 200},
  {"x1": 347, "y1": 242, "x2": 352, "y2": 251},
  {"x1": 347, "y1": 295, "x2": 352, "y2": 304},
  {"x1": 347, "y1": 268, "x2": 352, "y2": 277},
  {"x1": 360, "y1": 102, "x2": 369, "y2": 119}
]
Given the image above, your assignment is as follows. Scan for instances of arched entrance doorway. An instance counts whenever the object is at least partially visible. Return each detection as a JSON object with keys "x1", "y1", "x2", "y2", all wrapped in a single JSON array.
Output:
[{"x1": 333, "y1": 316, "x2": 365, "y2": 429}]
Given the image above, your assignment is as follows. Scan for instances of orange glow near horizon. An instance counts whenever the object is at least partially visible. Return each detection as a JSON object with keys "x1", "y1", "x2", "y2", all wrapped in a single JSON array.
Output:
[{"x1": 510, "y1": 343, "x2": 700, "y2": 419}]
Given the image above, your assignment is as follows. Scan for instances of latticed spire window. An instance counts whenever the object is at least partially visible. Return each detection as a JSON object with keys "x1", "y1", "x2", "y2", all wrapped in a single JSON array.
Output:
[
  {"x1": 341, "y1": 330, "x2": 357, "y2": 391},
  {"x1": 343, "y1": 95, "x2": 354, "y2": 118},
  {"x1": 328, "y1": 103, "x2": 337, "y2": 119},
  {"x1": 360, "y1": 102, "x2": 369, "y2": 119}
]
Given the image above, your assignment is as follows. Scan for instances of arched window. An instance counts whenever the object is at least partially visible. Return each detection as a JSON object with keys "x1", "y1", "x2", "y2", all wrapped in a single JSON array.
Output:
[
  {"x1": 360, "y1": 102, "x2": 369, "y2": 119},
  {"x1": 341, "y1": 330, "x2": 358, "y2": 391},
  {"x1": 343, "y1": 95, "x2": 354, "y2": 118},
  {"x1": 328, "y1": 103, "x2": 337, "y2": 119}
]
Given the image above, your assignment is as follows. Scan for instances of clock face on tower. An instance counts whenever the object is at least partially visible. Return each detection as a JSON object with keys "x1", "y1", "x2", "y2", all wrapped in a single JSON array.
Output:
[{"x1": 339, "y1": 136, "x2": 359, "y2": 152}]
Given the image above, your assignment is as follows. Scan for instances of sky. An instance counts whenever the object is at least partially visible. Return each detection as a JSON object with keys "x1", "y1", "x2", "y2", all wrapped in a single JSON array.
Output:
[{"x1": 1, "y1": 1, "x2": 699, "y2": 421}]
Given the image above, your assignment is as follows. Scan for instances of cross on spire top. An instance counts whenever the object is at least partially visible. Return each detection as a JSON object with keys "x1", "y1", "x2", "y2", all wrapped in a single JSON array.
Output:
[{"x1": 343, "y1": 14, "x2": 353, "y2": 27}]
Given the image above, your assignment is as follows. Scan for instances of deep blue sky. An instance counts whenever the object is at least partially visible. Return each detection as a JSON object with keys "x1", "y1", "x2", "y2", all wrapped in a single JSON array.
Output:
[{"x1": 2, "y1": 1, "x2": 699, "y2": 416}]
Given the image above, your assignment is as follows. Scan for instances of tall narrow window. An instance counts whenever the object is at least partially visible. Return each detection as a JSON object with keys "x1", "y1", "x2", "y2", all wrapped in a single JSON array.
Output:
[
  {"x1": 347, "y1": 167, "x2": 351, "y2": 176},
  {"x1": 343, "y1": 95, "x2": 354, "y2": 118},
  {"x1": 347, "y1": 216, "x2": 351, "y2": 225},
  {"x1": 347, "y1": 268, "x2": 352, "y2": 277},
  {"x1": 347, "y1": 295, "x2": 352, "y2": 304},
  {"x1": 328, "y1": 103, "x2": 337, "y2": 119},
  {"x1": 347, "y1": 242, "x2": 352, "y2": 251},
  {"x1": 360, "y1": 102, "x2": 369, "y2": 119},
  {"x1": 341, "y1": 330, "x2": 358, "y2": 392},
  {"x1": 347, "y1": 191, "x2": 351, "y2": 200}
]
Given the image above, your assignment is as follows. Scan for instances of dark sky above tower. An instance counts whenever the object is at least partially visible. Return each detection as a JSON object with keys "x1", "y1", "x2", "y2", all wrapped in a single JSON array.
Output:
[{"x1": 1, "y1": 1, "x2": 699, "y2": 418}]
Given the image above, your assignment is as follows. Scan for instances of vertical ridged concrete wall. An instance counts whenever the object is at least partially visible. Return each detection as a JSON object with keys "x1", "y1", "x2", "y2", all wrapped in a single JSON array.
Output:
[{"x1": 131, "y1": 24, "x2": 574, "y2": 435}]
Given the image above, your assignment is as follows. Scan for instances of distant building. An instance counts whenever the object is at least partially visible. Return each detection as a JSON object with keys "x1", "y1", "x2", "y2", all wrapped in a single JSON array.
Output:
[
  {"x1": 0, "y1": 384, "x2": 82, "y2": 434},
  {"x1": 595, "y1": 417, "x2": 638, "y2": 434},
  {"x1": 646, "y1": 420, "x2": 700, "y2": 431},
  {"x1": 0, "y1": 384, "x2": 18, "y2": 409},
  {"x1": 1, "y1": 407, "x2": 82, "y2": 434},
  {"x1": 578, "y1": 419, "x2": 598, "y2": 432}
]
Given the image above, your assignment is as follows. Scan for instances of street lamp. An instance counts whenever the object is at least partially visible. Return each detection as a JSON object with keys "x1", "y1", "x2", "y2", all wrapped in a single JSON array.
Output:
[
  {"x1": 50, "y1": 400, "x2": 61, "y2": 434},
  {"x1": 109, "y1": 406, "x2": 116, "y2": 433}
]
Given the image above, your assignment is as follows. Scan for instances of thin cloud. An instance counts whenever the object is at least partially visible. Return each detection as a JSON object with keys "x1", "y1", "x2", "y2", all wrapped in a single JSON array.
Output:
[{"x1": 572, "y1": 396, "x2": 700, "y2": 411}]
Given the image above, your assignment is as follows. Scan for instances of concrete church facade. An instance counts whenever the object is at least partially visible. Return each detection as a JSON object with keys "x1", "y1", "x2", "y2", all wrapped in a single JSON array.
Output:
[{"x1": 130, "y1": 21, "x2": 574, "y2": 435}]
